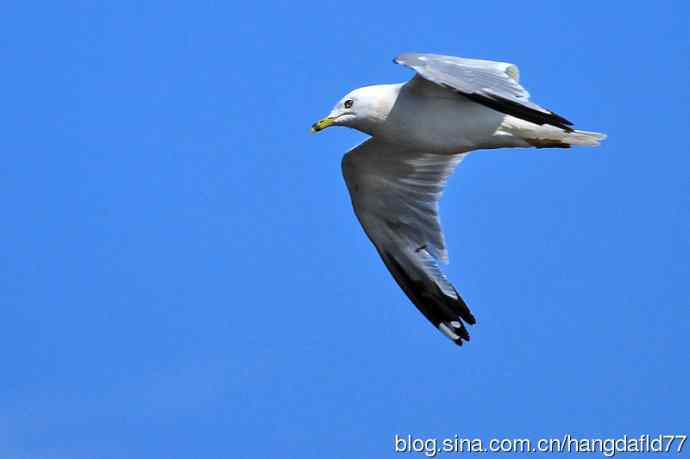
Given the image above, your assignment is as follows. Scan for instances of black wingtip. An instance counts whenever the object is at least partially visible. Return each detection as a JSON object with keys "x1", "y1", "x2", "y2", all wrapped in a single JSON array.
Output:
[
  {"x1": 462, "y1": 92, "x2": 575, "y2": 132},
  {"x1": 451, "y1": 287, "x2": 476, "y2": 325},
  {"x1": 457, "y1": 325, "x2": 470, "y2": 342},
  {"x1": 381, "y1": 251, "x2": 477, "y2": 347}
]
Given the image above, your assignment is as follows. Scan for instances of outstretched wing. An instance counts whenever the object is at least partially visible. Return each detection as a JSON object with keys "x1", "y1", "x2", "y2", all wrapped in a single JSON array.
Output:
[
  {"x1": 341, "y1": 138, "x2": 475, "y2": 345},
  {"x1": 395, "y1": 52, "x2": 574, "y2": 131}
]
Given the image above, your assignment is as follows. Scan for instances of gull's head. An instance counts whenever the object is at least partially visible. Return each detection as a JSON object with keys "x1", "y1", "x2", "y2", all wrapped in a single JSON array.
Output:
[{"x1": 311, "y1": 86, "x2": 388, "y2": 134}]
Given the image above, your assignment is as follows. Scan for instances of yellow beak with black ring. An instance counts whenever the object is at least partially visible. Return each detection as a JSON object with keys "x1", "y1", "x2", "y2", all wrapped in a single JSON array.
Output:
[{"x1": 310, "y1": 116, "x2": 335, "y2": 133}]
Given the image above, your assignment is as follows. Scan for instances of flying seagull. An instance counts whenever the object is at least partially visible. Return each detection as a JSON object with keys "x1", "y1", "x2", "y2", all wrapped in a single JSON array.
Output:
[{"x1": 311, "y1": 53, "x2": 606, "y2": 346}]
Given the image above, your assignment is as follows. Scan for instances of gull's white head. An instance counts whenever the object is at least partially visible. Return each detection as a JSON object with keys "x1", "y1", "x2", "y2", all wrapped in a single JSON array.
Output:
[{"x1": 311, "y1": 85, "x2": 392, "y2": 134}]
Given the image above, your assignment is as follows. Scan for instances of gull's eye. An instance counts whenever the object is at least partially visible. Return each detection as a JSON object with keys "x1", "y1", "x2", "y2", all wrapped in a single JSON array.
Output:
[{"x1": 344, "y1": 99, "x2": 353, "y2": 109}]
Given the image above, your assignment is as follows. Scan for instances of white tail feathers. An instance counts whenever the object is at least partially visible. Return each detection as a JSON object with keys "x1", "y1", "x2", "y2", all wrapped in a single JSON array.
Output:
[
  {"x1": 562, "y1": 129, "x2": 607, "y2": 147},
  {"x1": 499, "y1": 117, "x2": 606, "y2": 148}
]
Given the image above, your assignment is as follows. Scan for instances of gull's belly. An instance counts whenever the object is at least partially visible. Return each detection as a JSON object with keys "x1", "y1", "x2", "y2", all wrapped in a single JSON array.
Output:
[{"x1": 378, "y1": 95, "x2": 509, "y2": 154}]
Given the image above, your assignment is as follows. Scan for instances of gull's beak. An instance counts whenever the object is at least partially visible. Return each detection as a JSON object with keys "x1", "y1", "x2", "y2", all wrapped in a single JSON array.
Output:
[{"x1": 310, "y1": 116, "x2": 335, "y2": 133}]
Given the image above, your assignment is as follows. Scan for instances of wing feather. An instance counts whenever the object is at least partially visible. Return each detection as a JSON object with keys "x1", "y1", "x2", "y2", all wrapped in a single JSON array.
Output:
[
  {"x1": 342, "y1": 138, "x2": 475, "y2": 345},
  {"x1": 395, "y1": 52, "x2": 574, "y2": 131}
]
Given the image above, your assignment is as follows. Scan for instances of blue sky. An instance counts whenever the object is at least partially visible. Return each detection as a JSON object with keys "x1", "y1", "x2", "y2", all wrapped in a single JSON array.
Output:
[{"x1": 2, "y1": 1, "x2": 689, "y2": 458}]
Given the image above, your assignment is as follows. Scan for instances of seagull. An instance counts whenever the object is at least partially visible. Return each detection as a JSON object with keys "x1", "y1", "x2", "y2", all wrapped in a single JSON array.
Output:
[{"x1": 311, "y1": 53, "x2": 606, "y2": 346}]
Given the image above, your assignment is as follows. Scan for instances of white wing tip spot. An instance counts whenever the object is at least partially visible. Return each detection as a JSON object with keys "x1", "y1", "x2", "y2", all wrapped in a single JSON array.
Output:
[{"x1": 439, "y1": 323, "x2": 460, "y2": 341}]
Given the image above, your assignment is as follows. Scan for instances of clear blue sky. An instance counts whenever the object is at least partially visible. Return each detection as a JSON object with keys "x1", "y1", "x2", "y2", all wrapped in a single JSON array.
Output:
[{"x1": 2, "y1": 1, "x2": 689, "y2": 458}]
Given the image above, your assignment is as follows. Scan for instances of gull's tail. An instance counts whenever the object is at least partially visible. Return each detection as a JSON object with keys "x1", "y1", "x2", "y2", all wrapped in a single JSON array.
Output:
[
  {"x1": 560, "y1": 129, "x2": 607, "y2": 147},
  {"x1": 524, "y1": 128, "x2": 607, "y2": 148},
  {"x1": 502, "y1": 117, "x2": 607, "y2": 148}
]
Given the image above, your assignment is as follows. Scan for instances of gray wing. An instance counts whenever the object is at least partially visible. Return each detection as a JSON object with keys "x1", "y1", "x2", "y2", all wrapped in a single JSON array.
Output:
[
  {"x1": 342, "y1": 138, "x2": 476, "y2": 346},
  {"x1": 395, "y1": 52, "x2": 574, "y2": 131}
]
